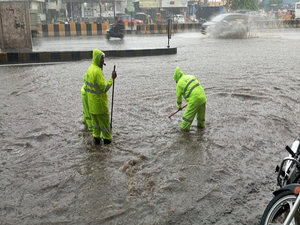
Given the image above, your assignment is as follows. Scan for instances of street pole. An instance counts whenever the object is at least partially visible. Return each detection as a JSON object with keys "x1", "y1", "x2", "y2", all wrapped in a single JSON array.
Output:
[
  {"x1": 99, "y1": 0, "x2": 102, "y2": 22},
  {"x1": 71, "y1": 2, "x2": 73, "y2": 22},
  {"x1": 113, "y1": 0, "x2": 115, "y2": 21}
]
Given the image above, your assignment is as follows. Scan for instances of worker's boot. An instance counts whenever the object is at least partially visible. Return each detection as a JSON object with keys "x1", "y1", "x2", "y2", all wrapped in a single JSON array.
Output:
[
  {"x1": 103, "y1": 139, "x2": 112, "y2": 145},
  {"x1": 94, "y1": 137, "x2": 101, "y2": 145}
]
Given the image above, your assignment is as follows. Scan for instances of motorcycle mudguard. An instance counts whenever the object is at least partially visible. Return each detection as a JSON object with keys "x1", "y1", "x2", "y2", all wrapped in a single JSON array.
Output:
[{"x1": 273, "y1": 184, "x2": 300, "y2": 196}]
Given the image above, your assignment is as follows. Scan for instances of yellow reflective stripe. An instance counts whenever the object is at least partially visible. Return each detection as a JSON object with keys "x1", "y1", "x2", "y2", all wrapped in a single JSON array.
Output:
[
  {"x1": 85, "y1": 88, "x2": 104, "y2": 94},
  {"x1": 93, "y1": 125, "x2": 110, "y2": 132},
  {"x1": 84, "y1": 79, "x2": 108, "y2": 94},
  {"x1": 182, "y1": 117, "x2": 193, "y2": 123},
  {"x1": 84, "y1": 79, "x2": 99, "y2": 88},
  {"x1": 101, "y1": 127, "x2": 110, "y2": 132},
  {"x1": 185, "y1": 83, "x2": 199, "y2": 99},
  {"x1": 183, "y1": 79, "x2": 195, "y2": 96},
  {"x1": 105, "y1": 84, "x2": 110, "y2": 92}
]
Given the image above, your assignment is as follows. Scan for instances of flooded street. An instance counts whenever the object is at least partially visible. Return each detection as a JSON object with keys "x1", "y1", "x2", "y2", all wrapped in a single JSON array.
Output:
[{"x1": 1, "y1": 29, "x2": 300, "y2": 225}]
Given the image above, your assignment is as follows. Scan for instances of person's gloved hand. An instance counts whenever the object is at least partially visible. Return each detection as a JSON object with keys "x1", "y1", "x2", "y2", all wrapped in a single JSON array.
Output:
[{"x1": 112, "y1": 71, "x2": 117, "y2": 80}]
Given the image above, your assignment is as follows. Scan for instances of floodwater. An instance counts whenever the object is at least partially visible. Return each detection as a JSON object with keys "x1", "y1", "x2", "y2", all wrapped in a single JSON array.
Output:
[{"x1": 1, "y1": 28, "x2": 300, "y2": 225}]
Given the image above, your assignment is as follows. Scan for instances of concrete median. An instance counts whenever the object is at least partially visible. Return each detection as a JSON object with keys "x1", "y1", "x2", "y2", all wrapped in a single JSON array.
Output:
[
  {"x1": 0, "y1": 48, "x2": 177, "y2": 65},
  {"x1": 39, "y1": 22, "x2": 202, "y2": 37}
]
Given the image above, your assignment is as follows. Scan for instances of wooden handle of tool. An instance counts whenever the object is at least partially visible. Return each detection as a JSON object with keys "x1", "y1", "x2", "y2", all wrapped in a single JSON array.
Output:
[{"x1": 168, "y1": 104, "x2": 187, "y2": 118}]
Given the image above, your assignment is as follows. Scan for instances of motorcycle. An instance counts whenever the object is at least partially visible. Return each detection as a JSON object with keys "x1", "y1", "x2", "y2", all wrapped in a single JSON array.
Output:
[
  {"x1": 260, "y1": 138, "x2": 300, "y2": 225},
  {"x1": 106, "y1": 24, "x2": 124, "y2": 40},
  {"x1": 276, "y1": 138, "x2": 300, "y2": 188},
  {"x1": 260, "y1": 183, "x2": 300, "y2": 225}
]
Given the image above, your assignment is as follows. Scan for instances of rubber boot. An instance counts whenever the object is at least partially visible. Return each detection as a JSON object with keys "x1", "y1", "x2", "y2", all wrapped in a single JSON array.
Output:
[
  {"x1": 103, "y1": 139, "x2": 112, "y2": 145},
  {"x1": 94, "y1": 137, "x2": 101, "y2": 145}
]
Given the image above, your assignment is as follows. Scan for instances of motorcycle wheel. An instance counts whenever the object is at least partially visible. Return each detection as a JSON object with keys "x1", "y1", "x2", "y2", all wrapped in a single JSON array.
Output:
[
  {"x1": 260, "y1": 190, "x2": 300, "y2": 225},
  {"x1": 106, "y1": 34, "x2": 110, "y2": 40}
]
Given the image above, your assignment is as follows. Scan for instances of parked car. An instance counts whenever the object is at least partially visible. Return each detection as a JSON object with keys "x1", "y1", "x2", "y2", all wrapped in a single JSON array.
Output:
[
  {"x1": 174, "y1": 14, "x2": 185, "y2": 24},
  {"x1": 201, "y1": 13, "x2": 248, "y2": 38}
]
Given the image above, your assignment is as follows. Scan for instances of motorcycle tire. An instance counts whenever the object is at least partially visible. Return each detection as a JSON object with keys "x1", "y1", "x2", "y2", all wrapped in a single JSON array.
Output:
[
  {"x1": 106, "y1": 34, "x2": 110, "y2": 40},
  {"x1": 260, "y1": 190, "x2": 300, "y2": 225}
]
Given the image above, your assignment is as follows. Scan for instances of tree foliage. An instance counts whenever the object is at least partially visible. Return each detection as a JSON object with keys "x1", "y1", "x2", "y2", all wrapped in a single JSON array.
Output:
[
  {"x1": 226, "y1": 0, "x2": 259, "y2": 11},
  {"x1": 269, "y1": 0, "x2": 282, "y2": 4}
]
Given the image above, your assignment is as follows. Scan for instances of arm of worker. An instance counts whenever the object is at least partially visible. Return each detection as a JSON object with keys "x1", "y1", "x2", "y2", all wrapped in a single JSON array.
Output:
[
  {"x1": 176, "y1": 85, "x2": 182, "y2": 109},
  {"x1": 105, "y1": 70, "x2": 117, "y2": 92}
]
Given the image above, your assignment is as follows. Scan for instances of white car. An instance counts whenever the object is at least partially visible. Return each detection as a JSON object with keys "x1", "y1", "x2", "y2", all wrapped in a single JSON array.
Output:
[
  {"x1": 174, "y1": 14, "x2": 185, "y2": 24},
  {"x1": 201, "y1": 13, "x2": 249, "y2": 38}
]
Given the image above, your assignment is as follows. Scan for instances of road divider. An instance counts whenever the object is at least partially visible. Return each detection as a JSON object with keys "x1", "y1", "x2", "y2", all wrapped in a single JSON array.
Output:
[
  {"x1": 38, "y1": 22, "x2": 202, "y2": 37},
  {"x1": 38, "y1": 20, "x2": 300, "y2": 37},
  {"x1": 0, "y1": 48, "x2": 177, "y2": 65}
]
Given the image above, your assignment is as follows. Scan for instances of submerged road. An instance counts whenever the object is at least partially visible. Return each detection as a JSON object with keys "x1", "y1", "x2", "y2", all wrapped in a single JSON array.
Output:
[
  {"x1": 32, "y1": 33, "x2": 176, "y2": 52},
  {"x1": 1, "y1": 28, "x2": 300, "y2": 225},
  {"x1": 31, "y1": 28, "x2": 300, "y2": 52}
]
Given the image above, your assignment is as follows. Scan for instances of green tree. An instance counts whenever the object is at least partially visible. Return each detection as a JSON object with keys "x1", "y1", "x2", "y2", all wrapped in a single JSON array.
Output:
[
  {"x1": 269, "y1": 0, "x2": 282, "y2": 4},
  {"x1": 226, "y1": 0, "x2": 259, "y2": 11}
]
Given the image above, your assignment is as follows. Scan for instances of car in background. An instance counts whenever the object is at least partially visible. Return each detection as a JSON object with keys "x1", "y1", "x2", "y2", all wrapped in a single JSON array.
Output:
[
  {"x1": 201, "y1": 13, "x2": 248, "y2": 38},
  {"x1": 174, "y1": 14, "x2": 185, "y2": 24},
  {"x1": 246, "y1": 11, "x2": 267, "y2": 23},
  {"x1": 116, "y1": 13, "x2": 143, "y2": 24},
  {"x1": 135, "y1": 12, "x2": 151, "y2": 24}
]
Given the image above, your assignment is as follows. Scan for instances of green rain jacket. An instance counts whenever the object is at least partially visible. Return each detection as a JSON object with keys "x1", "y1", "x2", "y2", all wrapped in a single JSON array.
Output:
[
  {"x1": 173, "y1": 67, "x2": 207, "y2": 108},
  {"x1": 84, "y1": 49, "x2": 114, "y2": 114}
]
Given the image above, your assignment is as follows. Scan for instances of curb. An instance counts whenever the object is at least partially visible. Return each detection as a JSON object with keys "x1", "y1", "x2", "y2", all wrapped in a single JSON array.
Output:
[{"x1": 0, "y1": 47, "x2": 177, "y2": 65}]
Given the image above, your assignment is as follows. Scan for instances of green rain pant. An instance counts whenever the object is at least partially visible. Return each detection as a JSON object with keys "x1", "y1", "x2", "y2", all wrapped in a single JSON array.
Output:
[
  {"x1": 91, "y1": 112, "x2": 112, "y2": 141},
  {"x1": 82, "y1": 92, "x2": 93, "y2": 131},
  {"x1": 181, "y1": 101, "x2": 206, "y2": 130}
]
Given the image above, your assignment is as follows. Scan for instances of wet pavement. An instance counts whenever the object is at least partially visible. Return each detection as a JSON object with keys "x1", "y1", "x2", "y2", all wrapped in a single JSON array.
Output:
[{"x1": 1, "y1": 28, "x2": 300, "y2": 225}]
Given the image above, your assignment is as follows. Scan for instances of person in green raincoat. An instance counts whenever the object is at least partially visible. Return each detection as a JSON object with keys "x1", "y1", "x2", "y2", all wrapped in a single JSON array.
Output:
[
  {"x1": 84, "y1": 49, "x2": 117, "y2": 145},
  {"x1": 173, "y1": 67, "x2": 206, "y2": 131},
  {"x1": 81, "y1": 83, "x2": 92, "y2": 131}
]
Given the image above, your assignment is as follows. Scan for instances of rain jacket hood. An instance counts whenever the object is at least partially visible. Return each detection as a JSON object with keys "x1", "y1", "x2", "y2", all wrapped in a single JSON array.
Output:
[
  {"x1": 92, "y1": 49, "x2": 104, "y2": 67},
  {"x1": 173, "y1": 67, "x2": 184, "y2": 82}
]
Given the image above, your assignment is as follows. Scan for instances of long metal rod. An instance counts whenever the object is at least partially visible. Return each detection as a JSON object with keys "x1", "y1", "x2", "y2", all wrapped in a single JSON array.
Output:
[{"x1": 110, "y1": 65, "x2": 116, "y2": 131}]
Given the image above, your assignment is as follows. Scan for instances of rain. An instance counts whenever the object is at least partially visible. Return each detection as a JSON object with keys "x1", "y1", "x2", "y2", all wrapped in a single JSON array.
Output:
[{"x1": 1, "y1": 13, "x2": 300, "y2": 225}]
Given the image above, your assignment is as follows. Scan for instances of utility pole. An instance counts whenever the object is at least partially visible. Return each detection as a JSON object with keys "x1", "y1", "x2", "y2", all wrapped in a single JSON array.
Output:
[
  {"x1": 113, "y1": 0, "x2": 115, "y2": 21},
  {"x1": 99, "y1": 0, "x2": 102, "y2": 22}
]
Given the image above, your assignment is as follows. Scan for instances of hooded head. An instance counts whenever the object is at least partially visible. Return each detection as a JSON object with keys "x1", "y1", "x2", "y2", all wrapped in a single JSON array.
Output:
[
  {"x1": 92, "y1": 49, "x2": 105, "y2": 68},
  {"x1": 173, "y1": 67, "x2": 184, "y2": 83}
]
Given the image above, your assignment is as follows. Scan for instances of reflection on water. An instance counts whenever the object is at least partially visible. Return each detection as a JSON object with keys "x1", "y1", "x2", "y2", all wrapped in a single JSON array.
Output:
[{"x1": 1, "y1": 30, "x2": 300, "y2": 224}]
